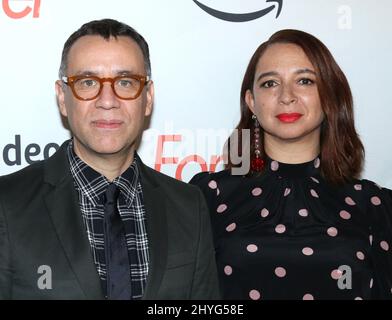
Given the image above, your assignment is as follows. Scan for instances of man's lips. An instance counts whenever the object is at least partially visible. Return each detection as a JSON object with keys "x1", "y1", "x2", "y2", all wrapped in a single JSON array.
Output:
[
  {"x1": 276, "y1": 113, "x2": 303, "y2": 123},
  {"x1": 92, "y1": 120, "x2": 123, "y2": 129}
]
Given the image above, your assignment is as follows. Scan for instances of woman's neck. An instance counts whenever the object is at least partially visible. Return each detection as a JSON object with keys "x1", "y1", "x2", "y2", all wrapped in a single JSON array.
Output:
[{"x1": 264, "y1": 132, "x2": 320, "y2": 164}]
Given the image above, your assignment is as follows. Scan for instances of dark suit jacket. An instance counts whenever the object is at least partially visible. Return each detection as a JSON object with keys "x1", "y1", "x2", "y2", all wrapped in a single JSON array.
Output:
[{"x1": 0, "y1": 142, "x2": 220, "y2": 299}]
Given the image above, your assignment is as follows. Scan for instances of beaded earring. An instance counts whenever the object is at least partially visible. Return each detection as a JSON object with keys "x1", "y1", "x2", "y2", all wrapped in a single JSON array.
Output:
[{"x1": 251, "y1": 114, "x2": 265, "y2": 172}]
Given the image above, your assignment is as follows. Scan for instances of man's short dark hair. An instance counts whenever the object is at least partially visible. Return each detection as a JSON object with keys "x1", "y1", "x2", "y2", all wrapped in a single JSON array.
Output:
[{"x1": 59, "y1": 18, "x2": 151, "y2": 78}]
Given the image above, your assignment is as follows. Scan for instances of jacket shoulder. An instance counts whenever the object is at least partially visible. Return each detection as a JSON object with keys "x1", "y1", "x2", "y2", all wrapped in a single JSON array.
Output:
[
  {"x1": 0, "y1": 161, "x2": 45, "y2": 193},
  {"x1": 141, "y1": 164, "x2": 202, "y2": 197}
]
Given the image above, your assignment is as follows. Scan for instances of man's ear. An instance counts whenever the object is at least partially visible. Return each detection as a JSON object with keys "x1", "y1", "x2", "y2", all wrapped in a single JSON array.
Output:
[
  {"x1": 55, "y1": 80, "x2": 67, "y2": 117},
  {"x1": 144, "y1": 80, "x2": 154, "y2": 116},
  {"x1": 245, "y1": 89, "x2": 256, "y2": 114}
]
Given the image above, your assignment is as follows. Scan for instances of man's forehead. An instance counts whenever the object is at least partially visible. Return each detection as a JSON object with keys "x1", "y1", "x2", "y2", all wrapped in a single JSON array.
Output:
[
  {"x1": 69, "y1": 68, "x2": 139, "y2": 76},
  {"x1": 66, "y1": 35, "x2": 145, "y2": 74},
  {"x1": 69, "y1": 34, "x2": 140, "y2": 54}
]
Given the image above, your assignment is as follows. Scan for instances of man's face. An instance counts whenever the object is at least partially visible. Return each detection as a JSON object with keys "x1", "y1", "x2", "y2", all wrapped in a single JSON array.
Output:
[{"x1": 55, "y1": 35, "x2": 153, "y2": 161}]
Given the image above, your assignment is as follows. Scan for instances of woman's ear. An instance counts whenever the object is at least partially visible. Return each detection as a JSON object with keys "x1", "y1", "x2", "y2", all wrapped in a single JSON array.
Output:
[{"x1": 245, "y1": 89, "x2": 256, "y2": 114}]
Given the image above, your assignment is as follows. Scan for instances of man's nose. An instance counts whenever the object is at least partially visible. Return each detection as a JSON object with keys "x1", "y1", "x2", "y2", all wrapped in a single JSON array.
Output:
[{"x1": 96, "y1": 82, "x2": 120, "y2": 109}]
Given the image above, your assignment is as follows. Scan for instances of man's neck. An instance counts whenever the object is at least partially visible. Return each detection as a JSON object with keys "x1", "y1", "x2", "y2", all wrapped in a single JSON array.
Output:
[{"x1": 73, "y1": 142, "x2": 135, "y2": 182}]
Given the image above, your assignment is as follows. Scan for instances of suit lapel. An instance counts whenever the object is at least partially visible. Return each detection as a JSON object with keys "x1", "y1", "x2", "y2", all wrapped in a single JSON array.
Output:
[
  {"x1": 43, "y1": 144, "x2": 168, "y2": 299},
  {"x1": 138, "y1": 159, "x2": 168, "y2": 300},
  {"x1": 43, "y1": 142, "x2": 103, "y2": 299}
]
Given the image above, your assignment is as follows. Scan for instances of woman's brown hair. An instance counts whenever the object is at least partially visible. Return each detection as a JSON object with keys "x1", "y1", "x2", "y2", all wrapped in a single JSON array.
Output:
[{"x1": 225, "y1": 29, "x2": 364, "y2": 185}]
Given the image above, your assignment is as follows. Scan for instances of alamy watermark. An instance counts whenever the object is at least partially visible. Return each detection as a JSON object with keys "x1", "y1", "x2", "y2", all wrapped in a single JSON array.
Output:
[
  {"x1": 37, "y1": 265, "x2": 52, "y2": 290},
  {"x1": 337, "y1": 5, "x2": 352, "y2": 30}
]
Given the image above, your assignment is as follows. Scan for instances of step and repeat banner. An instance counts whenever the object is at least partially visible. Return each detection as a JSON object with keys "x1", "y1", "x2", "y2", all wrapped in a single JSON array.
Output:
[{"x1": 1, "y1": 0, "x2": 391, "y2": 187}]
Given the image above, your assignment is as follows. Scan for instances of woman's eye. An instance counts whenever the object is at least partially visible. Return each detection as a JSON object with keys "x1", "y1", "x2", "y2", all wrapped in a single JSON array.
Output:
[
  {"x1": 261, "y1": 80, "x2": 277, "y2": 88},
  {"x1": 298, "y1": 78, "x2": 314, "y2": 85}
]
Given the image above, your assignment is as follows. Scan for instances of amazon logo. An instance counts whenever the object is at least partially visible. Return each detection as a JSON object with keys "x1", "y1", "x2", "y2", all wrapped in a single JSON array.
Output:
[{"x1": 193, "y1": 0, "x2": 283, "y2": 22}]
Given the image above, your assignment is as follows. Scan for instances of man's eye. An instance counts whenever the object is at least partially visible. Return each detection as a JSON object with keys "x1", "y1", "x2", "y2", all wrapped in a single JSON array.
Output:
[
  {"x1": 79, "y1": 79, "x2": 97, "y2": 87},
  {"x1": 118, "y1": 79, "x2": 137, "y2": 88},
  {"x1": 261, "y1": 80, "x2": 277, "y2": 88},
  {"x1": 298, "y1": 78, "x2": 314, "y2": 85}
]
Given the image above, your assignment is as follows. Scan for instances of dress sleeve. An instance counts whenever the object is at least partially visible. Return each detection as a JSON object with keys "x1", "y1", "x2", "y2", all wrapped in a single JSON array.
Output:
[{"x1": 363, "y1": 180, "x2": 392, "y2": 299}]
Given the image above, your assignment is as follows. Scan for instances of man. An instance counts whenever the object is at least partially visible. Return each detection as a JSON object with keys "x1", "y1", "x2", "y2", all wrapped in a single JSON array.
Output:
[{"x1": 0, "y1": 19, "x2": 220, "y2": 300}]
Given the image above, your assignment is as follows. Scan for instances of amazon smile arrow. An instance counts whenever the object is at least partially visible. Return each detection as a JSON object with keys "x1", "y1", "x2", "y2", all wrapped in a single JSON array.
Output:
[{"x1": 193, "y1": 0, "x2": 283, "y2": 22}]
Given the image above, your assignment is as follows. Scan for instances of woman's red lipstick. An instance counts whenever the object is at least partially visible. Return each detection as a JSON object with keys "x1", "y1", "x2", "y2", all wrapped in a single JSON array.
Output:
[{"x1": 276, "y1": 113, "x2": 303, "y2": 123}]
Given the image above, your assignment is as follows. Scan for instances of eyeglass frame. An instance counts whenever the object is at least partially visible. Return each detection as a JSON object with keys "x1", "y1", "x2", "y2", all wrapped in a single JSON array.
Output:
[{"x1": 61, "y1": 74, "x2": 150, "y2": 101}]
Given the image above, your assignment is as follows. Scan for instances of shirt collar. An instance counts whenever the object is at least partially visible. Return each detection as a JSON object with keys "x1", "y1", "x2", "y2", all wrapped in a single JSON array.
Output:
[{"x1": 66, "y1": 140, "x2": 140, "y2": 207}]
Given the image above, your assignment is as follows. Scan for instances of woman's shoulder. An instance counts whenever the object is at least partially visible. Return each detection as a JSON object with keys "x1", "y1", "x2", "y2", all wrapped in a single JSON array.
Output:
[
  {"x1": 334, "y1": 178, "x2": 392, "y2": 206},
  {"x1": 189, "y1": 169, "x2": 247, "y2": 204},
  {"x1": 189, "y1": 169, "x2": 243, "y2": 187},
  {"x1": 344, "y1": 179, "x2": 392, "y2": 236},
  {"x1": 352, "y1": 178, "x2": 392, "y2": 204}
]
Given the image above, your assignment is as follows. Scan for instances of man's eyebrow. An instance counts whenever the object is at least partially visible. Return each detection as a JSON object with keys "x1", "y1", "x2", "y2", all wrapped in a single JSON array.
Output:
[
  {"x1": 255, "y1": 68, "x2": 317, "y2": 82},
  {"x1": 71, "y1": 70, "x2": 99, "y2": 76},
  {"x1": 115, "y1": 70, "x2": 135, "y2": 76}
]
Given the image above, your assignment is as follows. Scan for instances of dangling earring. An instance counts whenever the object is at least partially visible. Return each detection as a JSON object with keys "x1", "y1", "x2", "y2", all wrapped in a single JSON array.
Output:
[{"x1": 251, "y1": 114, "x2": 264, "y2": 172}]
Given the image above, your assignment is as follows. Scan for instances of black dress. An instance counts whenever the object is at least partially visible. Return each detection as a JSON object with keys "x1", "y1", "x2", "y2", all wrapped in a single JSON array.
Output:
[{"x1": 190, "y1": 156, "x2": 392, "y2": 300}]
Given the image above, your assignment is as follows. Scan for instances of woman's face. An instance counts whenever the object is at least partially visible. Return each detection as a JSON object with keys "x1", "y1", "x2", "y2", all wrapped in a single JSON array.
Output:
[{"x1": 246, "y1": 43, "x2": 324, "y2": 144}]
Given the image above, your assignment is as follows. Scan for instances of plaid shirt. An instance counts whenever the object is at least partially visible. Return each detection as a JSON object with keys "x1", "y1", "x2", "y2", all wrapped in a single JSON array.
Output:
[{"x1": 66, "y1": 141, "x2": 149, "y2": 299}]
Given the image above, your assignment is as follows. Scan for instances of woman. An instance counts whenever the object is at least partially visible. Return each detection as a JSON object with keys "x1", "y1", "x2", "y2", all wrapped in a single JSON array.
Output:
[{"x1": 190, "y1": 29, "x2": 392, "y2": 300}]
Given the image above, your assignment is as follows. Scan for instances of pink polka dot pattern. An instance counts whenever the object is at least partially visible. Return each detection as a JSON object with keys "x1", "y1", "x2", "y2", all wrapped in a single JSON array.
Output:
[
  {"x1": 331, "y1": 269, "x2": 343, "y2": 280},
  {"x1": 299, "y1": 209, "x2": 309, "y2": 217},
  {"x1": 380, "y1": 241, "x2": 390, "y2": 251},
  {"x1": 371, "y1": 196, "x2": 381, "y2": 206},
  {"x1": 314, "y1": 158, "x2": 320, "y2": 168},
  {"x1": 302, "y1": 247, "x2": 314, "y2": 256},
  {"x1": 310, "y1": 189, "x2": 319, "y2": 198},
  {"x1": 224, "y1": 265, "x2": 233, "y2": 276},
  {"x1": 339, "y1": 210, "x2": 351, "y2": 220},
  {"x1": 216, "y1": 188, "x2": 220, "y2": 196},
  {"x1": 226, "y1": 223, "x2": 236, "y2": 232},
  {"x1": 190, "y1": 156, "x2": 392, "y2": 299},
  {"x1": 275, "y1": 224, "x2": 286, "y2": 234},
  {"x1": 247, "y1": 244, "x2": 258, "y2": 253},
  {"x1": 345, "y1": 197, "x2": 356, "y2": 206},
  {"x1": 275, "y1": 267, "x2": 287, "y2": 278},
  {"x1": 303, "y1": 293, "x2": 314, "y2": 300},
  {"x1": 327, "y1": 227, "x2": 338, "y2": 237},
  {"x1": 208, "y1": 180, "x2": 217, "y2": 189},
  {"x1": 249, "y1": 290, "x2": 261, "y2": 300},
  {"x1": 252, "y1": 188, "x2": 262, "y2": 196},
  {"x1": 216, "y1": 204, "x2": 227, "y2": 213},
  {"x1": 261, "y1": 208, "x2": 269, "y2": 218},
  {"x1": 271, "y1": 161, "x2": 279, "y2": 171},
  {"x1": 356, "y1": 251, "x2": 365, "y2": 260},
  {"x1": 311, "y1": 177, "x2": 320, "y2": 184}
]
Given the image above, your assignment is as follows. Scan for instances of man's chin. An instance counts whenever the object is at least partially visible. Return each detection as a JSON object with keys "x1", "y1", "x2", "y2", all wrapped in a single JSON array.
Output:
[{"x1": 92, "y1": 145, "x2": 133, "y2": 157}]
